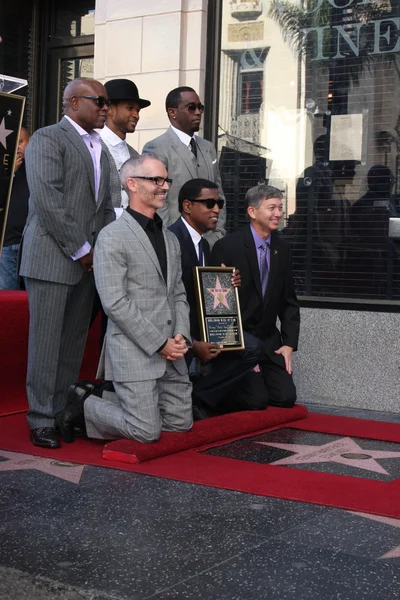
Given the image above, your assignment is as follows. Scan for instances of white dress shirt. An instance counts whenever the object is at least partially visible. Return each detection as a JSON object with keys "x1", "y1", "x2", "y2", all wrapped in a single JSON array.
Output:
[
  {"x1": 64, "y1": 115, "x2": 102, "y2": 260},
  {"x1": 171, "y1": 125, "x2": 196, "y2": 150},
  {"x1": 100, "y1": 124, "x2": 130, "y2": 211},
  {"x1": 181, "y1": 217, "x2": 205, "y2": 265}
]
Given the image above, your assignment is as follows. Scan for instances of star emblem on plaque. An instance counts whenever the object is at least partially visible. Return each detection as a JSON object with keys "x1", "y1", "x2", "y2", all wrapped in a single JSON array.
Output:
[{"x1": 194, "y1": 266, "x2": 245, "y2": 351}]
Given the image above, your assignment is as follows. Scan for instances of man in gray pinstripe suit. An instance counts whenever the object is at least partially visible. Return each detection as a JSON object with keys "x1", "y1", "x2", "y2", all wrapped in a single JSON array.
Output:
[
  {"x1": 20, "y1": 77, "x2": 115, "y2": 448},
  {"x1": 57, "y1": 154, "x2": 193, "y2": 443}
]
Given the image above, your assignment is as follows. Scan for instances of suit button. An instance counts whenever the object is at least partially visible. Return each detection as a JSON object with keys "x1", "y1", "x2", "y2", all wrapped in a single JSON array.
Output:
[
  {"x1": 167, "y1": 320, "x2": 172, "y2": 325},
  {"x1": 92, "y1": 231, "x2": 96, "y2": 236}
]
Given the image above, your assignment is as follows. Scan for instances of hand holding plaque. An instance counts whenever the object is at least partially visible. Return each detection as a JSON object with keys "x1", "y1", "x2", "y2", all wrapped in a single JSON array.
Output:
[{"x1": 194, "y1": 266, "x2": 245, "y2": 351}]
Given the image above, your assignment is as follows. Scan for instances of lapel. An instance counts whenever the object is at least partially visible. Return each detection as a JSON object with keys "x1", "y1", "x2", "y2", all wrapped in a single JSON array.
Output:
[
  {"x1": 167, "y1": 127, "x2": 197, "y2": 178},
  {"x1": 164, "y1": 229, "x2": 174, "y2": 294},
  {"x1": 203, "y1": 237, "x2": 211, "y2": 266},
  {"x1": 59, "y1": 117, "x2": 96, "y2": 200},
  {"x1": 96, "y1": 151, "x2": 109, "y2": 210},
  {"x1": 243, "y1": 225, "x2": 262, "y2": 301},
  {"x1": 263, "y1": 232, "x2": 279, "y2": 307},
  {"x1": 177, "y1": 218, "x2": 202, "y2": 266},
  {"x1": 196, "y1": 138, "x2": 212, "y2": 179},
  {"x1": 122, "y1": 211, "x2": 166, "y2": 285}
]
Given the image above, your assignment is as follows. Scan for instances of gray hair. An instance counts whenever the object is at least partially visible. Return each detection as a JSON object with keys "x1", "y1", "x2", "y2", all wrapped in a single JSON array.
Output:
[
  {"x1": 245, "y1": 184, "x2": 283, "y2": 211},
  {"x1": 119, "y1": 154, "x2": 164, "y2": 192}
]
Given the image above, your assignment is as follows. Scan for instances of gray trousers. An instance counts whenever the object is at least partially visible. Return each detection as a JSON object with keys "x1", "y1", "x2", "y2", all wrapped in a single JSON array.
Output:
[
  {"x1": 84, "y1": 362, "x2": 193, "y2": 442},
  {"x1": 25, "y1": 274, "x2": 95, "y2": 429}
]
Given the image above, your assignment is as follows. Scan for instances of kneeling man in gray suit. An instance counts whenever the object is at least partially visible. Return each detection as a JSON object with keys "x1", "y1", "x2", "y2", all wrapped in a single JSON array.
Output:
[{"x1": 57, "y1": 155, "x2": 193, "y2": 443}]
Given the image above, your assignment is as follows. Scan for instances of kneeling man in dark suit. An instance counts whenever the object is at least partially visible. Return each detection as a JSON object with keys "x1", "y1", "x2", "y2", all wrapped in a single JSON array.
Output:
[
  {"x1": 168, "y1": 178, "x2": 265, "y2": 419},
  {"x1": 210, "y1": 184, "x2": 300, "y2": 408}
]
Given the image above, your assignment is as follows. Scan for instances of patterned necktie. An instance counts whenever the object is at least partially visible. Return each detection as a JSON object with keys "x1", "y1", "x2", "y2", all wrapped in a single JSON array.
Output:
[
  {"x1": 260, "y1": 241, "x2": 269, "y2": 296},
  {"x1": 190, "y1": 137, "x2": 198, "y2": 159},
  {"x1": 198, "y1": 237, "x2": 204, "y2": 266}
]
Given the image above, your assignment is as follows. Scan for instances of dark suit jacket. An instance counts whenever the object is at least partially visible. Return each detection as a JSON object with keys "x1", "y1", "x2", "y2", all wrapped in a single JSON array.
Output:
[
  {"x1": 168, "y1": 217, "x2": 210, "y2": 340},
  {"x1": 209, "y1": 225, "x2": 300, "y2": 358}
]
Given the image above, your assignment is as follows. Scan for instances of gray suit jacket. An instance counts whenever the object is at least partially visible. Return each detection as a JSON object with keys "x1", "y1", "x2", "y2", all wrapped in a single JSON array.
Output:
[
  {"x1": 100, "y1": 139, "x2": 139, "y2": 208},
  {"x1": 142, "y1": 126, "x2": 226, "y2": 245},
  {"x1": 20, "y1": 117, "x2": 115, "y2": 285},
  {"x1": 94, "y1": 210, "x2": 190, "y2": 383}
]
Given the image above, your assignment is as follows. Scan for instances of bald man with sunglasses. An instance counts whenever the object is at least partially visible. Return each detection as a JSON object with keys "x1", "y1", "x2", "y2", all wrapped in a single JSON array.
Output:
[
  {"x1": 142, "y1": 86, "x2": 226, "y2": 246},
  {"x1": 20, "y1": 77, "x2": 115, "y2": 449}
]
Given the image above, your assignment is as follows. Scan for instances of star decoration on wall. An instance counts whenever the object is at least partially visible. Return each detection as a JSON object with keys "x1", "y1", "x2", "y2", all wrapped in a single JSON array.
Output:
[
  {"x1": 207, "y1": 275, "x2": 232, "y2": 309},
  {"x1": 0, "y1": 117, "x2": 13, "y2": 150},
  {"x1": 0, "y1": 450, "x2": 85, "y2": 484},
  {"x1": 256, "y1": 437, "x2": 400, "y2": 475}
]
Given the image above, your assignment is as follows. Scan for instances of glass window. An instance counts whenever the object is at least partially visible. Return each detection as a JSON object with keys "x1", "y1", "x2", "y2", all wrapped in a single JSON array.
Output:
[
  {"x1": 53, "y1": 2, "x2": 95, "y2": 38},
  {"x1": 216, "y1": 0, "x2": 400, "y2": 302}
]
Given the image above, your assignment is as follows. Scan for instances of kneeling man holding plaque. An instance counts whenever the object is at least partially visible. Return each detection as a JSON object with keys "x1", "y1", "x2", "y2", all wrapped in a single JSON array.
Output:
[
  {"x1": 168, "y1": 179, "x2": 265, "y2": 420},
  {"x1": 209, "y1": 184, "x2": 300, "y2": 409}
]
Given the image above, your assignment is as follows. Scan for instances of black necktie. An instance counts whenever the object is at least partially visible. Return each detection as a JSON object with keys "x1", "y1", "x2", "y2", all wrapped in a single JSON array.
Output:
[
  {"x1": 198, "y1": 237, "x2": 204, "y2": 265},
  {"x1": 190, "y1": 137, "x2": 197, "y2": 159}
]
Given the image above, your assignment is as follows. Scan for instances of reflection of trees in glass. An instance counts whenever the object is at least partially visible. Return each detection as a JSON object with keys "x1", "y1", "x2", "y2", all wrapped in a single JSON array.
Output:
[{"x1": 268, "y1": 0, "x2": 399, "y2": 87}]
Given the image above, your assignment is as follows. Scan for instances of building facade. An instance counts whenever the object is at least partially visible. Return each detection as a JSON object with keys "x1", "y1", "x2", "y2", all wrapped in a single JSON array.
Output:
[{"x1": 1, "y1": 0, "x2": 399, "y2": 411}]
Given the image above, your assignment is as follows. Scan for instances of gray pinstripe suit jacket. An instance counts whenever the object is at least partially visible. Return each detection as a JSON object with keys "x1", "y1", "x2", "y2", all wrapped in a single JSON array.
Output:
[
  {"x1": 94, "y1": 210, "x2": 191, "y2": 383},
  {"x1": 142, "y1": 126, "x2": 226, "y2": 244},
  {"x1": 20, "y1": 117, "x2": 115, "y2": 284},
  {"x1": 100, "y1": 139, "x2": 139, "y2": 208}
]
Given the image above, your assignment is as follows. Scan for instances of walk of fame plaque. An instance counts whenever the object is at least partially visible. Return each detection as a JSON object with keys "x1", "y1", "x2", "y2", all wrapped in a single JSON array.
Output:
[
  {"x1": 194, "y1": 266, "x2": 245, "y2": 351},
  {"x1": 0, "y1": 90, "x2": 26, "y2": 255}
]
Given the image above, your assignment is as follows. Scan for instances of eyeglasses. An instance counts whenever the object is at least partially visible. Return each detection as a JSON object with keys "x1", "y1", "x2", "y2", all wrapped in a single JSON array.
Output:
[
  {"x1": 186, "y1": 102, "x2": 204, "y2": 113},
  {"x1": 72, "y1": 95, "x2": 111, "y2": 108},
  {"x1": 188, "y1": 198, "x2": 224, "y2": 209},
  {"x1": 130, "y1": 176, "x2": 173, "y2": 187}
]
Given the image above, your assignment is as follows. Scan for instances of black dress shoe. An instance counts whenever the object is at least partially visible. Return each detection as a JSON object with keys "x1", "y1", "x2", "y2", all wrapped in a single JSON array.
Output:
[
  {"x1": 31, "y1": 427, "x2": 61, "y2": 449},
  {"x1": 192, "y1": 396, "x2": 215, "y2": 421},
  {"x1": 56, "y1": 382, "x2": 92, "y2": 443}
]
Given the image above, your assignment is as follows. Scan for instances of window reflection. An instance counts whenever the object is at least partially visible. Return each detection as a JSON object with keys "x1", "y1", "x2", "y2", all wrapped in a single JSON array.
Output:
[
  {"x1": 54, "y1": 4, "x2": 95, "y2": 38},
  {"x1": 217, "y1": 0, "x2": 400, "y2": 301}
]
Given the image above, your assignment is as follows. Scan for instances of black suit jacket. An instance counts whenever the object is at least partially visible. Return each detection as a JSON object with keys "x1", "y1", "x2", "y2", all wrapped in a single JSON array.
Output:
[
  {"x1": 209, "y1": 225, "x2": 300, "y2": 357},
  {"x1": 168, "y1": 217, "x2": 210, "y2": 340}
]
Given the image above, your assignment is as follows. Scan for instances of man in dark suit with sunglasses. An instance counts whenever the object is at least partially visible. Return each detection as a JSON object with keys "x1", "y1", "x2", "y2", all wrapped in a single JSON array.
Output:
[
  {"x1": 142, "y1": 86, "x2": 226, "y2": 246},
  {"x1": 19, "y1": 77, "x2": 115, "y2": 448},
  {"x1": 168, "y1": 178, "x2": 264, "y2": 419}
]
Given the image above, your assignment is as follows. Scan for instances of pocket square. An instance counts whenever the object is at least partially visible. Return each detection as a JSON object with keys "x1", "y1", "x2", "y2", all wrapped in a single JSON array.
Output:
[{"x1": 212, "y1": 159, "x2": 217, "y2": 164}]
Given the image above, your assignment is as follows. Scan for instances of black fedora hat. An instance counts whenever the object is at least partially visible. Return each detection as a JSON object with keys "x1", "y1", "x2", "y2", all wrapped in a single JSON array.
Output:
[{"x1": 104, "y1": 79, "x2": 151, "y2": 108}]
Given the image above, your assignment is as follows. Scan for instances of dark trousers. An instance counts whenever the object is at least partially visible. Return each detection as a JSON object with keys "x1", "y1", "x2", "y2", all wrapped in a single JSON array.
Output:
[
  {"x1": 234, "y1": 353, "x2": 297, "y2": 410},
  {"x1": 194, "y1": 332, "x2": 297, "y2": 413},
  {"x1": 193, "y1": 332, "x2": 264, "y2": 410},
  {"x1": 90, "y1": 289, "x2": 108, "y2": 352}
]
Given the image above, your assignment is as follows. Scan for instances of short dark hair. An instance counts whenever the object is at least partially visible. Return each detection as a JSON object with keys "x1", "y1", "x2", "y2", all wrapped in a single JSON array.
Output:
[
  {"x1": 178, "y1": 178, "x2": 218, "y2": 212},
  {"x1": 246, "y1": 184, "x2": 283, "y2": 212},
  {"x1": 166, "y1": 86, "x2": 196, "y2": 112}
]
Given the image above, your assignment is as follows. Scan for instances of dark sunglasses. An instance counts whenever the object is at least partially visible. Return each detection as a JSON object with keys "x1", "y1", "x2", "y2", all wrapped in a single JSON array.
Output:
[
  {"x1": 131, "y1": 176, "x2": 173, "y2": 187},
  {"x1": 189, "y1": 198, "x2": 224, "y2": 209},
  {"x1": 73, "y1": 95, "x2": 111, "y2": 108},
  {"x1": 186, "y1": 102, "x2": 204, "y2": 113}
]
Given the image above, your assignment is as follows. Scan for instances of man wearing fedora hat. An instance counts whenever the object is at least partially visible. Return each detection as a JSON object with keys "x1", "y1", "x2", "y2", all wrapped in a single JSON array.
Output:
[{"x1": 100, "y1": 79, "x2": 151, "y2": 216}]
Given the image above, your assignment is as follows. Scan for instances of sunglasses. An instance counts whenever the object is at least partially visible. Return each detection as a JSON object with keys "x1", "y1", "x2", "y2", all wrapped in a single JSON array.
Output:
[
  {"x1": 186, "y1": 102, "x2": 204, "y2": 113},
  {"x1": 73, "y1": 95, "x2": 111, "y2": 108},
  {"x1": 131, "y1": 176, "x2": 173, "y2": 187},
  {"x1": 188, "y1": 198, "x2": 224, "y2": 209}
]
